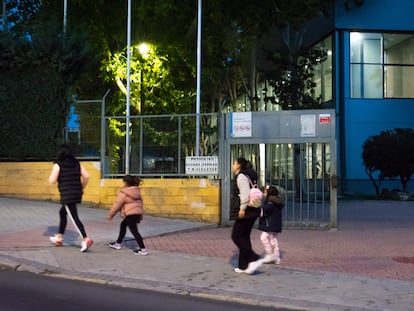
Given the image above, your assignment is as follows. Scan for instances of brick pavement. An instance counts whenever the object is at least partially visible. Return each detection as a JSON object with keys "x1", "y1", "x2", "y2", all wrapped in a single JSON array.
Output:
[
  {"x1": 142, "y1": 200, "x2": 414, "y2": 282},
  {"x1": 1, "y1": 197, "x2": 413, "y2": 282},
  {"x1": 1, "y1": 197, "x2": 414, "y2": 310},
  {"x1": 142, "y1": 225, "x2": 414, "y2": 281}
]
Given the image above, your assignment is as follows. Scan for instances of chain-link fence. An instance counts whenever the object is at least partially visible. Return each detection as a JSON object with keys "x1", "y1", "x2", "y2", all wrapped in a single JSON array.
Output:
[
  {"x1": 66, "y1": 100, "x2": 220, "y2": 177},
  {"x1": 66, "y1": 100, "x2": 102, "y2": 159}
]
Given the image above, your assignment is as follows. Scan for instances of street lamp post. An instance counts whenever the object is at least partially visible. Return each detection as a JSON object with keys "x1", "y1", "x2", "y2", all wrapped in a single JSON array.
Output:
[
  {"x1": 140, "y1": 69, "x2": 144, "y2": 114},
  {"x1": 63, "y1": 0, "x2": 67, "y2": 35},
  {"x1": 125, "y1": 0, "x2": 132, "y2": 174},
  {"x1": 195, "y1": 0, "x2": 202, "y2": 156}
]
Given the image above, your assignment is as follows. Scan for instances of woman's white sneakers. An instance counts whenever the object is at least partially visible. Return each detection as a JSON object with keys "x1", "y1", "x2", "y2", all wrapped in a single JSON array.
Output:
[
  {"x1": 109, "y1": 242, "x2": 122, "y2": 250},
  {"x1": 234, "y1": 258, "x2": 265, "y2": 275},
  {"x1": 244, "y1": 258, "x2": 264, "y2": 274},
  {"x1": 234, "y1": 255, "x2": 281, "y2": 274},
  {"x1": 133, "y1": 248, "x2": 148, "y2": 256},
  {"x1": 49, "y1": 235, "x2": 63, "y2": 247},
  {"x1": 234, "y1": 268, "x2": 245, "y2": 273},
  {"x1": 80, "y1": 238, "x2": 93, "y2": 252}
]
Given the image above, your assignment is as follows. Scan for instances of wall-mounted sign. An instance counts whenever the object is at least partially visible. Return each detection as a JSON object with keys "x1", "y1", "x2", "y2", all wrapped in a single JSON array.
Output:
[
  {"x1": 300, "y1": 114, "x2": 316, "y2": 137},
  {"x1": 319, "y1": 113, "x2": 331, "y2": 124},
  {"x1": 230, "y1": 112, "x2": 252, "y2": 137},
  {"x1": 185, "y1": 156, "x2": 219, "y2": 175}
]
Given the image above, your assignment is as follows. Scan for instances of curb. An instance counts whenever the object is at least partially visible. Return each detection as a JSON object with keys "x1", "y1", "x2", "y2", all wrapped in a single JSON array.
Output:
[{"x1": 0, "y1": 253, "x2": 372, "y2": 311}]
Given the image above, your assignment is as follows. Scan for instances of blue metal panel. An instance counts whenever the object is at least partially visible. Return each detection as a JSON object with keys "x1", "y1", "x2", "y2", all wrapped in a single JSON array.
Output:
[
  {"x1": 345, "y1": 99, "x2": 414, "y2": 181},
  {"x1": 335, "y1": 0, "x2": 414, "y2": 31},
  {"x1": 345, "y1": 179, "x2": 413, "y2": 196},
  {"x1": 336, "y1": 24, "x2": 414, "y2": 194},
  {"x1": 309, "y1": 1, "x2": 414, "y2": 195}
]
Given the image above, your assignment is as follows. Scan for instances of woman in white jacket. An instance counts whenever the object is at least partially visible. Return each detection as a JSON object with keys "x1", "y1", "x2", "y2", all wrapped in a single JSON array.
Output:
[
  {"x1": 107, "y1": 175, "x2": 147, "y2": 255},
  {"x1": 230, "y1": 157, "x2": 263, "y2": 274}
]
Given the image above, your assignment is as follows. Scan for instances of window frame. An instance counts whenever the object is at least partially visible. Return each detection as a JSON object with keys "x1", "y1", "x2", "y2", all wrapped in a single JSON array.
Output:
[{"x1": 350, "y1": 31, "x2": 414, "y2": 99}]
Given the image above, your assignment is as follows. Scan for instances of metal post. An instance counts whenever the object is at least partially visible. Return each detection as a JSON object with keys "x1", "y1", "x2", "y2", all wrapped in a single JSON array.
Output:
[
  {"x1": 195, "y1": 0, "x2": 202, "y2": 156},
  {"x1": 140, "y1": 69, "x2": 144, "y2": 114},
  {"x1": 330, "y1": 139, "x2": 338, "y2": 228},
  {"x1": 221, "y1": 113, "x2": 230, "y2": 226},
  {"x1": 63, "y1": 0, "x2": 67, "y2": 35},
  {"x1": 100, "y1": 89, "x2": 111, "y2": 179},
  {"x1": 139, "y1": 115, "x2": 143, "y2": 175},
  {"x1": 2, "y1": 1, "x2": 7, "y2": 30},
  {"x1": 125, "y1": 0, "x2": 132, "y2": 174},
  {"x1": 177, "y1": 116, "x2": 182, "y2": 173}
]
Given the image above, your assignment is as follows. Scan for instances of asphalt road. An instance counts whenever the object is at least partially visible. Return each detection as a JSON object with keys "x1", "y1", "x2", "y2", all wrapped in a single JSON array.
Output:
[{"x1": 0, "y1": 268, "x2": 291, "y2": 311}]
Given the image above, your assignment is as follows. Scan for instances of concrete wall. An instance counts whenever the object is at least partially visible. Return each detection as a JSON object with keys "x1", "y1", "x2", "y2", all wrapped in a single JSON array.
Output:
[{"x1": 0, "y1": 162, "x2": 221, "y2": 223}]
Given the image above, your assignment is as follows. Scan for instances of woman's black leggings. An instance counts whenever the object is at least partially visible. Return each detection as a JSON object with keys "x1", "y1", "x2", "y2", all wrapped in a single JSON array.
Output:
[
  {"x1": 231, "y1": 216, "x2": 260, "y2": 270},
  {"x1": 59, "y1": 204, "x2": 87, "y2": 238},
  {"x1": 116, "y1": 215, "x2": 146, "y2": 249}
]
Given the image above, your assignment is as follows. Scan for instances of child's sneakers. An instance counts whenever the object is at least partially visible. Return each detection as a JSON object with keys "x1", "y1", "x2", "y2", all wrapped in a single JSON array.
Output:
[
  {"x1": 109, "y1": 242, "x2": 121, "y2": 250},
  {"x1": 50, "y1": 234, "x2": 63, "y2": 247},
  {"x1": 80, "y1": 238, "x2": 93, "y2": 252},
  {"x1": 133, "y1": 248, "x2": 148, "y2": 256},
  {"x1": 263, "y1": 254, "x2": 281, "y2": 265},
  {"x1": 263, "y1": 254, "x2": 276, "y2": 263}
]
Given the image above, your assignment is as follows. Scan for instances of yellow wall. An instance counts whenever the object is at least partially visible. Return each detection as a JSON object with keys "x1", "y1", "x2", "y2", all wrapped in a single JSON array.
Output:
[{"x1": 0, "y1": 162, "x2": 221, "y2": 223}]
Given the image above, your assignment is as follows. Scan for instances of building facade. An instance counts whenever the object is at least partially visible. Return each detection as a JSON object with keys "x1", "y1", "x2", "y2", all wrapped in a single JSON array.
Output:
[
  {"x1": 246, "y1": 0, "x2": 414, "y2": 196},
  {"x1": 332, "y1": 0, "x2": 414, "y2": 194}
]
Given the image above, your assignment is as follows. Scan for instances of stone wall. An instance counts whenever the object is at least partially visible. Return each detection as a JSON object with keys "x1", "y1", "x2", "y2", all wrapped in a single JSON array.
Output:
[{"x1": 0, "y1": 162, "x2": 220, "y2": 223}]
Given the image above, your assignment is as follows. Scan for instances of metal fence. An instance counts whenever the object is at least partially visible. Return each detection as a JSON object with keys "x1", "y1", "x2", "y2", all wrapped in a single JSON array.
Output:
[
  {"x1": 66, "y1": 100, "x2": 220, "y2": 177},
  {"x1": 102, "y1": 113, "x2": 220, "y2": 177},
  {"x1": 222, "y1": 110, "x2": 337, "y2": 228},
  {"x1": 67, "y1": 102, "x2": 336, "y2": 228},
  {"x1": 66, "y1": 100, "x2": 102, "y2": 159},
  {"x1": 228, "y1": 142, "x2": 331, "y2": 228}
]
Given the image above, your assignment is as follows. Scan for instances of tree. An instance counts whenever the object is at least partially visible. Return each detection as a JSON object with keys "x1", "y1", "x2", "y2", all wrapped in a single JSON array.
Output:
[
  {"x1": 0, "y1": 11, "x2": 90, "y2": 159},
  {"x1": 362, "y1": 128, "x2": 414, "y2": 195},
  {"x1": 192, "y1": 0, "x2": 365, "y2": 113},
  {"x1": 1, "y1": 0, "x2": 366, "y2": 160},
  {"x1": 101, "y1": 43, "x2": 194, "y2": 116},
  {"x1": 362, "y1": 134, "x2": 384, "y2": 196},
  {"x1": 266, "y1": 45, "x2": 328, "y2": 109},
  {"x1": 1, "y1": 0, "x2": 42, "y2": 33}
]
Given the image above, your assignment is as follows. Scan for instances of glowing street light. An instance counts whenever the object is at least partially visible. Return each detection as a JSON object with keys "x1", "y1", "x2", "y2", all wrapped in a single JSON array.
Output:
[
  {"x1": 138, "y1": 43, "x2": 150, "y2": 114},
  {"x1": 138, "y1": 43, "x2": 150, "y2": 58}
]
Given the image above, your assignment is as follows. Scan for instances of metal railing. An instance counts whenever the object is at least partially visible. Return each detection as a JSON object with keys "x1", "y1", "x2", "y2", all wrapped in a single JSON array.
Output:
[{"x1": 102, "y1": 113, "x2": 220, "y2": 177}]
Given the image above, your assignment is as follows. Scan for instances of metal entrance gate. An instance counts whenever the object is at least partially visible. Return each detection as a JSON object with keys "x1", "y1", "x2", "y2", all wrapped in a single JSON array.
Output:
[{"x1": 220, "y1": 110, "x2": 337, "y2": 228}]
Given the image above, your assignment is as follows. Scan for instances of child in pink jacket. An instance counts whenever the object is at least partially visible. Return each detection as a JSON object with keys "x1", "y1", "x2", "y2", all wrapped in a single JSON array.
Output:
[{"x1": 107, "y1": 175, "x2": 148, "y2": 255}]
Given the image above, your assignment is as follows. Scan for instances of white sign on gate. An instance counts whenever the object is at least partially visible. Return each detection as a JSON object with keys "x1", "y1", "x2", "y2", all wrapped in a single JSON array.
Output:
[
  {"x1": 300, "y1": 114, "x2": 316, "y2": 137},
  {"x1": 185, "y1": 156, "x2": 219, "y2": 175},
  {"x1": 230, "y1": 112, "x2": 252, "y2": 137}
]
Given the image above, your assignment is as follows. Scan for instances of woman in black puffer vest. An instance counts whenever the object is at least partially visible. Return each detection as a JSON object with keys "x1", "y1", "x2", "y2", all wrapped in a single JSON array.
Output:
[{"x1": 48, "y1": 144, "x2": 93, "y2": 252}]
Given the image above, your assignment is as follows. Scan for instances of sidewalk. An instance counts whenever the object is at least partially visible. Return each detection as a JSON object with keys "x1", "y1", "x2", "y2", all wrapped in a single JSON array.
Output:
[{"x1": 0, "y1": 196, "x2": 413, "y2": 311}]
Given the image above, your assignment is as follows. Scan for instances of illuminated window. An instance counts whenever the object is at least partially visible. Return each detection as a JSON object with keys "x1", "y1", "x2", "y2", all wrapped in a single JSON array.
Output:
[
  {"x1": 312, "y1": 36, "x2": 333, "y2": 103},
  {"x1": 350, "y1": 32, "x2": 414, "y2": 98}
]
